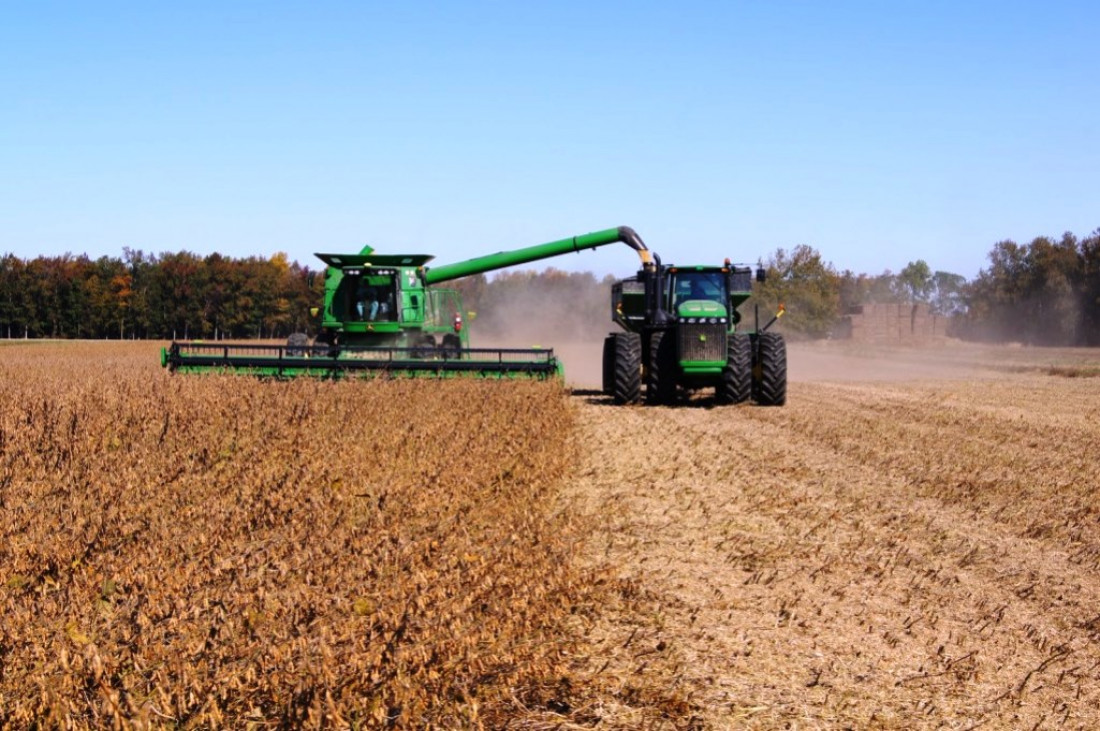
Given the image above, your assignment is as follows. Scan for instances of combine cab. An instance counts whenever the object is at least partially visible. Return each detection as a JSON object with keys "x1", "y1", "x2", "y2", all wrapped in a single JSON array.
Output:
[{"x1": 161, "y1": 227, "x2": 653, "y2": 379}]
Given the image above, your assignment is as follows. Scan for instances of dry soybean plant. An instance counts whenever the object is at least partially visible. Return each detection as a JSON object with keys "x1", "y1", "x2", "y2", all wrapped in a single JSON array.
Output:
[{"x1": 0, "y1": 342, "x2": 602, "y2": 728}]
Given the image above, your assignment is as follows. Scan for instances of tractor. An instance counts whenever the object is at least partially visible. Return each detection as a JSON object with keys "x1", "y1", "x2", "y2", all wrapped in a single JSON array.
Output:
[{"x1": 602, "y1": 252, "x2": 787, "y2": 405}]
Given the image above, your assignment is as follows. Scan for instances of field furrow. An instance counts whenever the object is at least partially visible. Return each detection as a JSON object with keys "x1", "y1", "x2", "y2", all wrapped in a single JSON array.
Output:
[{"x1": 568, "y1": 363, "x2": 1100, "y2": 728}]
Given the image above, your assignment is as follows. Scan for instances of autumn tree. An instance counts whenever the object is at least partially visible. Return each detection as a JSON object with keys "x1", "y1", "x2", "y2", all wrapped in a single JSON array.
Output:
[{"x1": 752, "y1": 245, "x2": 841, "y2": 338}]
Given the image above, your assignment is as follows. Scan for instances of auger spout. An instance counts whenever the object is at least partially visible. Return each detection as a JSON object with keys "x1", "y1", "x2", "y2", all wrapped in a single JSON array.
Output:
[{"x1": 422, "y1": 226, "x2": 651, "y2": 285}]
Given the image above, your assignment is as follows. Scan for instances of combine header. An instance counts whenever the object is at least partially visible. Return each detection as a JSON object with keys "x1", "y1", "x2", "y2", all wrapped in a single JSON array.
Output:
[{"x1": 161, "y1": 227, "x2": 653, "y2": 379}]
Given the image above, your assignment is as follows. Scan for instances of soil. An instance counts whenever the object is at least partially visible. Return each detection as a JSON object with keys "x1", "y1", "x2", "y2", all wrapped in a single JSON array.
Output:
[{"x1": 563, "y1": 341, "x2": 1100, "y2": 729}]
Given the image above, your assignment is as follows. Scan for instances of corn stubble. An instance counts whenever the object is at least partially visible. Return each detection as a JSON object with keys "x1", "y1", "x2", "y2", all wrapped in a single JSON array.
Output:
[{"x1": 0, "y1": 342, "x2": 603, "y2": 728}]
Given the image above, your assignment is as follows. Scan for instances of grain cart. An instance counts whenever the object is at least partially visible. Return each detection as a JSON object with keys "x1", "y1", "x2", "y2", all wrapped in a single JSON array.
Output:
[
  {"x1": 602, "y1": 250, "x2": 787, "y2": 405},
  {"x1": 161, "y1": 226, "x2": 654, "y2": 379}
]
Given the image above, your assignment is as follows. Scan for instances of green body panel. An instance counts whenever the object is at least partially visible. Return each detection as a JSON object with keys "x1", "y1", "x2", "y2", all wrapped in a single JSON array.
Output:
[{"x1": 679, "y1": 363, "x2": 725, "y2": 375}]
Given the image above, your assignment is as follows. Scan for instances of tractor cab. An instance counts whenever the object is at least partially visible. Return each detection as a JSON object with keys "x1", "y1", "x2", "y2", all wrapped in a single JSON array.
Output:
[
  {"x1": 670, "y1": 270, "x2": 726, "y2": 308},
  {"x1": 666, "y1": 264, "x2": 755, "y2": 325}
]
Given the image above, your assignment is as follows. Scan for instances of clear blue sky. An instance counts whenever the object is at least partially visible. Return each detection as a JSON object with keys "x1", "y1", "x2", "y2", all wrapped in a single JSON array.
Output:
[{"x1": 1, "y1": 1, "x2": 1096, "y2": 280}]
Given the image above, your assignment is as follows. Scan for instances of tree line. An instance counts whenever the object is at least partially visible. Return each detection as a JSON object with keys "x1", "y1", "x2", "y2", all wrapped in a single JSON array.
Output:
[
  {"x1": 0, "y1": 250, "x2": 319, "y2": 340},
  {"x1": 748, "y1": 228, "x2": 1100, "y2": 345},
  {"x1": 3, "y1": 227, "x2": 1098, "y2": 345}
]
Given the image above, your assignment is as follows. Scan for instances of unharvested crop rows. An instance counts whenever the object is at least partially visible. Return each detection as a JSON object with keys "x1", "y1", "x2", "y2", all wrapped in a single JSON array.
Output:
[{"x1": 0, "y1": 343, "x2": 606, "y2": 728}]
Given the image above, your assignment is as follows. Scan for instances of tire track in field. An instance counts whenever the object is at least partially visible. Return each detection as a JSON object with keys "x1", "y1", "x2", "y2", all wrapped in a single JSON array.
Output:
[{"x1": 567, "y1": 376, "x2": 1100, "y2": 729}]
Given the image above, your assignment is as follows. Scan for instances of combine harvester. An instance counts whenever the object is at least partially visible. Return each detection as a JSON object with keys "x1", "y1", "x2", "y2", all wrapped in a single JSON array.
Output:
[
  {"x1": 161, "y1": 227, "x2": 654, "y2": 380},
  {"x1": 161, "y1": 225, "x2": 787, "y2": 405}
]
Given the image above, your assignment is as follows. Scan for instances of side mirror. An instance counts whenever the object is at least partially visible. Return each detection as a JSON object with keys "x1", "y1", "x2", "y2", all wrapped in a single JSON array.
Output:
[{"x1": 756, "y1": 267, "x2": 767, "y2": 283}]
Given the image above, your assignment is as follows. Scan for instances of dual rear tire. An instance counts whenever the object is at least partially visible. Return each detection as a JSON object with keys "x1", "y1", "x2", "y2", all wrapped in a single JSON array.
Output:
[
  {"x1": 752, "y1": 332, "x2": 787, "y2": 406},
  {"x1": 716, "y1": 333, "x2": 752, "y2": 404},
  {"x1": 645, "y1": 331, "x2": 677, "y2": 405},
  {"x1": 602, "y1": 333, "x2": 641, "y2": 404}
]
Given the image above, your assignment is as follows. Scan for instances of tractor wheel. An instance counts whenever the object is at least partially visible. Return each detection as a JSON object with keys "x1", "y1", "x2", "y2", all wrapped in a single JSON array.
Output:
[
  {"x1": 716, "y1": 333, "x2": 752, "y2": 405},
  {"x1": 645, "y1": 330, "x2": 677, "y2": 405},
  {"x1": 753, "y1": 332, "x2": 787, "y2": 406},
  {"x1": 441, "y1": 334, "x2": 462, "y2": 360},
  {"x1": 602, "y1": 335, "x2": 616, "y2": 395},
  {"x1": 610, "y1": 332, "x2": 642, "y2": 405}
]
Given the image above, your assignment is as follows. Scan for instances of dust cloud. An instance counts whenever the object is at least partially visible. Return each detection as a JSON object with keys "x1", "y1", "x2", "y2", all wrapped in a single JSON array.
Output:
[
  {"x1": 789, "y1": 339, "x2": 1100, "y2": 383},
  {"x1": 788, "y1": 340, "x2": 996, "y2": 383},
  {"x1": 462, "y1": 270, "x2": 1089, "y2": 388},
  {"x1": 466, "y1": 275, "x2": 612, "y2": 388}
]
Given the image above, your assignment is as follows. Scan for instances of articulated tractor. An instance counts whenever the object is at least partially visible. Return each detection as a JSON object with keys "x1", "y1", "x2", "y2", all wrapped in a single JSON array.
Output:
[
  {"x1": 161, "y1": 226, "x2": 786, "y2": 405},
  {"x1": 602, "y1": 249, "x2": 786, "y2": 406}
]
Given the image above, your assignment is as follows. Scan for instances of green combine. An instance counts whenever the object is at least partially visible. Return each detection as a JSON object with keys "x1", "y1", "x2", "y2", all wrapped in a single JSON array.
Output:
[{"x1": 161, "y1": 226, "x2": 654, "y2": 379}]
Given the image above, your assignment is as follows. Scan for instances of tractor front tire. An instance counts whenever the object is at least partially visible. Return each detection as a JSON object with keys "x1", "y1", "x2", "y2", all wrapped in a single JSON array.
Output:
[
  {"x1": 610, "y1": 332, "x2": 642, "y2": 405},
  {"x1": 645, "y1": 330, "x2": 677, "y2": 405},
  {"x1": 753, "y1": 332, "x2": 787, "y2": 406},
  {"x1": 716, "y1": 333, "x2": 752, "y2": 405}
]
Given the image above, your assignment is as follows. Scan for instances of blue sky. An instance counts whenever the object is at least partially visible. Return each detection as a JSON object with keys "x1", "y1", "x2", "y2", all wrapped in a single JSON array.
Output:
[{"x1": 1, "y1": 1, "x2": 1096, "y2": 280}]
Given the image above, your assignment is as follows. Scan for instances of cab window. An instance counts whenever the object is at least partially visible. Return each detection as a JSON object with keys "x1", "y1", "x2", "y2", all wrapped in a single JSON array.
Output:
[{"x1": 671, "y1": 272, "x2": 725, "y2": 306}]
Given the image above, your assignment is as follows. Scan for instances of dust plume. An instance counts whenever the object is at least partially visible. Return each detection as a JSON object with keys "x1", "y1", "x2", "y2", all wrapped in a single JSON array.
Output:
[
  {"x1": 465, "y1": 269, "x2": 614, "y2": 388},
  {"x1": 788, "y1": 339, "x2": 1100, "y2": 383}
]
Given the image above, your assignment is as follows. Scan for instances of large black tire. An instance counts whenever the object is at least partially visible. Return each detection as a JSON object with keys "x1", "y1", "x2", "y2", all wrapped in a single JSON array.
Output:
[
  {"x1": 412, "y1": 334, "x2": 437, "y2": 360},
  {"x1": 286, "y1": 332, "x2": 310, "y2": 357},
  {"x1": 441, "y1": 333, "x2": 462, "y2": 360},
  {"x1": 602, "y1": 335, "x2": 616, "y2": 395},
  {"x1": 753, "y1": 332, "x2": 787, "y2": 406},
  {"x1": 609, "y1": 332, "x2": 642, "y2": 405},
  {"x1": 716, "y1": 333, "x2": 752, "y2": 405},
  {"x1": 313, "y1": 330, "x2": 340, "y2": 358},
  {"x1": 645, "y1": 330, "x2": 677, "y2": 405}
]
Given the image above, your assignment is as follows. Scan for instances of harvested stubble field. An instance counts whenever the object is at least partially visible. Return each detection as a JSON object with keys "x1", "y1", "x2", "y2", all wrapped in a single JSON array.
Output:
[{"x1": 3, "y1": 340, "x2": 1100, "y2": 729}]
